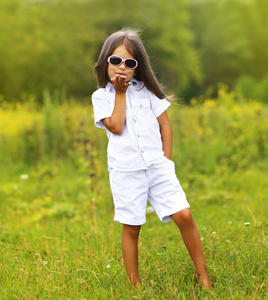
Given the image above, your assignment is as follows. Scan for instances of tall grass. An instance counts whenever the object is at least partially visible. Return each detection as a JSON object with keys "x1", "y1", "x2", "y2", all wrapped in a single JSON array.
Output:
[{"x1": 0, "y1": 86, "x2": 267, "y2": 299}]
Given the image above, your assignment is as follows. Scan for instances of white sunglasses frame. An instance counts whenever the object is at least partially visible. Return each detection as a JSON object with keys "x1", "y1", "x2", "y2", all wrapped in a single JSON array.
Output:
[{"x1": 107, "y1": 55, "x2": 138, "y2": 69}]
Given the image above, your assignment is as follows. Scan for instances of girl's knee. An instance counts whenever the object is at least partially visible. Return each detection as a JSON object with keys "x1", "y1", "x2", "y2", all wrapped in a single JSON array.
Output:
[
  {"x1": 123, "y1": 224, "x2": 141, "y2": 239},
  {"x1": 172, "y1": 208, "x2": 194, "y2": 227}
]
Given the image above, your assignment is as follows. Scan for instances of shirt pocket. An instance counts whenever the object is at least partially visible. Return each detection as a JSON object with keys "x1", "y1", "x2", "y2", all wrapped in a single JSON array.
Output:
[{"x1": 131, "y1": 97, "x2": 154, "y2": 120}]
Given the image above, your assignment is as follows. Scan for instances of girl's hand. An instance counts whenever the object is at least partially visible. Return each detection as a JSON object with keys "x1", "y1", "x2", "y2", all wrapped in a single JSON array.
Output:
[{"x1": 111, "y1": 75, "x2": 131, "y2": 94}]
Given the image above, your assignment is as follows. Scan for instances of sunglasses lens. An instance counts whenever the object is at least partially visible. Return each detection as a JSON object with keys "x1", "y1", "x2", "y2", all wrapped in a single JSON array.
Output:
[
  {"x1": 125, "y1": 59, "x2": 137, "y2": 69},
  {"x1": 109, "y1": 56, "x2": 122, "y2": 66}
]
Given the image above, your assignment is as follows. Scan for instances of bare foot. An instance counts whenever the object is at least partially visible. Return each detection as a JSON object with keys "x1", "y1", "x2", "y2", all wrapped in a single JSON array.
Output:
[{"x1": 194, "y1": 271, "x2": 213, "y2": 290}]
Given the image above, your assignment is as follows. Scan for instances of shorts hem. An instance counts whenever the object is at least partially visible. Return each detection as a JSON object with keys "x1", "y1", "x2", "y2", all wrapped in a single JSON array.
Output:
[
  {"x1": 114, "y1": 217, "x2": 146, "y2": 226},
  {"x1": 160, "y1": 205, "x2": 190, "y2": 223}
]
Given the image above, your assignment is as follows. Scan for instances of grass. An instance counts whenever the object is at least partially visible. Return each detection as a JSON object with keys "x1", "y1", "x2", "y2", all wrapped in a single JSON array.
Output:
[
  {"x1": 0, "y1": 87, "x2": 267, "y2": 299},
  {"x1": 0, "y1": 160, "x2": 267, "y2": 299}
]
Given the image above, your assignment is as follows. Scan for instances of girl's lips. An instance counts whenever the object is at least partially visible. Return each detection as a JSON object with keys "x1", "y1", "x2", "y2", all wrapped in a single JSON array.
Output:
[{"x1": 116, "y1": 72, "x2": 126, "y2": 76}]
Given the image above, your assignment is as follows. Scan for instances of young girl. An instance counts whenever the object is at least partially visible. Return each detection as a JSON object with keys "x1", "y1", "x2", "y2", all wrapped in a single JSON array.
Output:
[{"x1": 92, "y1": 28, "x2": 212, "y2": 289}]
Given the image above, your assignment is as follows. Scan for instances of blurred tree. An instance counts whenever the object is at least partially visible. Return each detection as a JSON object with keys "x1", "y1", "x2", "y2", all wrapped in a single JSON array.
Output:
[
  {"x1": 240, "y1": 0, "x2": 268, "y2": 78},
  {"x1": 2, "y1": 0, "x2": 267, "y2": 103},
  {"x1": 0, "y1": 0, "x2": 200, "y2": 102},
  {"x1": 187, "y1": 0, "x2": 268, "y2": 102},
  {"x1": 0, "y1": 0, "x2": 101, "y2": 101}
]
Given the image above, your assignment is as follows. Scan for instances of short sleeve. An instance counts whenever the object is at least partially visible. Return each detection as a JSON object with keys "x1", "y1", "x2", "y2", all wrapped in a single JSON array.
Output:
[
  {"x1": 149, "y1": 93, "x2": 171, "y2": 118},
  {"x1": 91, "y1": 89, "x2": 114, "y2": 129}
]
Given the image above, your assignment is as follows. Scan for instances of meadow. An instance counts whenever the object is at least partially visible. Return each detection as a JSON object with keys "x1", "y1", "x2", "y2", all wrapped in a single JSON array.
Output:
[{"x1": 0, "y1": 85, "x2": 267, "y2": 299}]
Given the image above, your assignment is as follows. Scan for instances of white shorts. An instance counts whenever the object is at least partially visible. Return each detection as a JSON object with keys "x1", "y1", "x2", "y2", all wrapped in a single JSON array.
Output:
[{"x1": 109, "y1": 159, "x2": 190, "y2": 225}]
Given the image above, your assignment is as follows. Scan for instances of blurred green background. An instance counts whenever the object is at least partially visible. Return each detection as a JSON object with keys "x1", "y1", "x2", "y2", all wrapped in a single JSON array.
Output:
[{"x1": 1, "y1": 0, "x2": 268, "y2": 103}]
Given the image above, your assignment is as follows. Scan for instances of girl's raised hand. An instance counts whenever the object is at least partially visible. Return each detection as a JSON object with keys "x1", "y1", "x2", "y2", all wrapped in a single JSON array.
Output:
[{"x1": 111, "y1": 75, "x2": 131, "y2": 94}]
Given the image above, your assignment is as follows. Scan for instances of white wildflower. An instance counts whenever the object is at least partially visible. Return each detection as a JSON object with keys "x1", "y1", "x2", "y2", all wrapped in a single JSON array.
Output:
[
  {"x1": 43, "y1": 261, "x2": 48, "y2": 265},
  {"x1": 146, "y1": 206, "x2": 154, "y2": 213},
  {"x1": 212, "y1": 232, "x2": 216, "y2": 235},
  {"x1": 244, "y1": 222, "x2": 250, "y2": 226},
  {"x1": 20, "y1": 174, "x2": 29, "y2": 180},
  {"x1": 106, "y1": 265, "x2": 111, "y2": 269}
]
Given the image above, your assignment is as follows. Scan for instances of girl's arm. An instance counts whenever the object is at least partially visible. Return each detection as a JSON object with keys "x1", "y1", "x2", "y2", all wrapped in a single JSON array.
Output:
[
  {"x1": 102, "y1": 75, "x2": 130, "y2": 135},
  {"x1": 157, "y1": 111, "x2": 173, "y2": 159}
]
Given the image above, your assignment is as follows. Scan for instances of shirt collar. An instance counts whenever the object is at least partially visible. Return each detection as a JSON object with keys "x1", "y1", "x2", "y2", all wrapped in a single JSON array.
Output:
[{"x1": 105, "y1": 77, "x2": 142, "y2": 93}]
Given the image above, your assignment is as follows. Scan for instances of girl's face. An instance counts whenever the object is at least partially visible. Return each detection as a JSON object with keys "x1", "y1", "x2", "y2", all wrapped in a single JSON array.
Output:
[{"x1": 108, "y1": 44, "x2": 136, "y2": 83}]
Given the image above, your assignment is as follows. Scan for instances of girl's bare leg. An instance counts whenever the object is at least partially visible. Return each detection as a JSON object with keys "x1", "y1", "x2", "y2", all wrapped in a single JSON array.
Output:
[
  {"x1": 171, "y1": 208, "x2": 212, "y2": 289},
  {"x1": 121, "y1": 224, "x2": 141, "y2": 286}
]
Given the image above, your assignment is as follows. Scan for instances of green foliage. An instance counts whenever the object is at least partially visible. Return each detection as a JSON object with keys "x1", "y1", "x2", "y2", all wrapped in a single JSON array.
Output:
[
  {"x1": 1, "y1": 0, "x2": 268, "y2": 102},
  {"x1": 236, "y1": 75, "x2": 268, "y2": 103},
  {"x1": 0, "y1": 0, "x2": 99, "y2": 100},
  {"x1": 173, "y1": 84, "x2": 268, "y2": 176},
  {"x1": 187, "y1": 0, "x2": 268, "y2": 102},
  {"x1": 0, "y1": 0, "x2": 199, "y2": 102},
  {"x1": 0, "y1": 91, "x2": 267, "y2": 298}
]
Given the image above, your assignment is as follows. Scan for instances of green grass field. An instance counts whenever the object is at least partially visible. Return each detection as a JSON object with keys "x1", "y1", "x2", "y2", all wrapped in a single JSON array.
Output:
[{"x1": 0, "y1": 87, "x2": 267, "y2": 299}]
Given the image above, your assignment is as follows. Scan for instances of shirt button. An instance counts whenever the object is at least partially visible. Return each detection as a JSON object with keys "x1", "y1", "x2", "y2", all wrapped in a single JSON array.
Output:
[
  {"x1": 134, "y1": 118, "x2": 137, "y2": 122},
  {"x1": 140, "y1": 104, "x2": 143, "y2": 108},
  {"x1": 137, "y1": 134, "x2": 140, "y2": 137},
  {"x1": 141, "y1": 149, "x2": 144, "y2": 153}
]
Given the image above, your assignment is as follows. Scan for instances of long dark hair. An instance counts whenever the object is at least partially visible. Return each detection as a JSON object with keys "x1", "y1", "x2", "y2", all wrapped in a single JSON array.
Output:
[{"x1": 94, "y1": 28, "x2": 166, "y2": 99}]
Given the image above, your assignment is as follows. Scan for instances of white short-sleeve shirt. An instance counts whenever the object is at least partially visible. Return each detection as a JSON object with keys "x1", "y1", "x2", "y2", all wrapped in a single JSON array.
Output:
[{"x1": 91, "y1": 78, "x2": 171, "y2": 171}]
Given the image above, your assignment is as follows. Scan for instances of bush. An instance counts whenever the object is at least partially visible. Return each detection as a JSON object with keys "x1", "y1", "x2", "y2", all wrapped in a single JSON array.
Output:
[
  {"x1": 171, "y1": 84, "x2": 268, "y2": 177},
  {"x1": 236, "y1": 75, "x2": 268, "y2": 103}
]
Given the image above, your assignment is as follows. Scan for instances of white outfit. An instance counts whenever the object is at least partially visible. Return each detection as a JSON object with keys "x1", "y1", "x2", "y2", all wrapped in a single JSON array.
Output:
[
  {"x1": 92, "y1": 78, "x2": 170, "y2": 171},
  {"x1": 109, "y1": 160, "x2": 189, "y2": 225},
  {"x1": 92, "y1": 78, "x2": 190, "y2": 225}
]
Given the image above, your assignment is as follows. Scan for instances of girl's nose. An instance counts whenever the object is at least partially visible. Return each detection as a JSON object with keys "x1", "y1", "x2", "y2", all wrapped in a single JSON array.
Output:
[{"x1": 119, "y1": 62, "x2": 126, "y2": 69}]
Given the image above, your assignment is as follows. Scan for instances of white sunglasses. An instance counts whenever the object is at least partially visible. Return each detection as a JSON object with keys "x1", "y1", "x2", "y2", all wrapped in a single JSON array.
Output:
[{"x1": 107, "y1": 55, "x2": 138, "y2": 69}]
